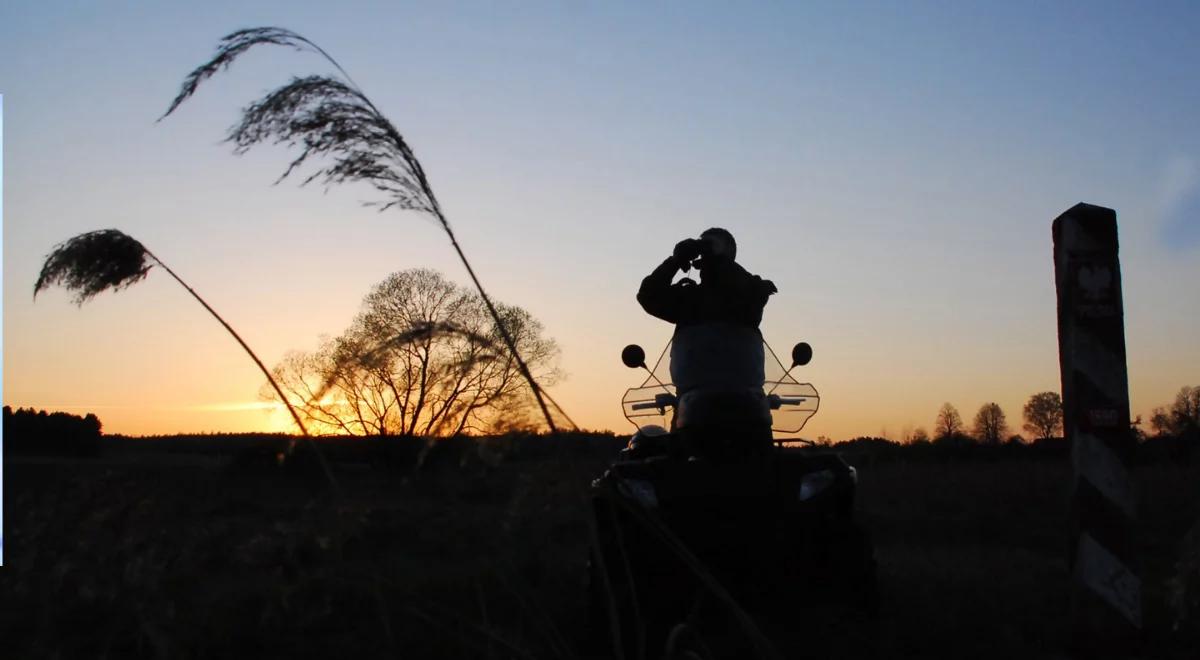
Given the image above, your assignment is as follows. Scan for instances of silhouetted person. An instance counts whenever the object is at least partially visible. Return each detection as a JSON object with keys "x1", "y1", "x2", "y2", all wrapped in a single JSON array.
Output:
[
  {"x1": 638, "y1": 228, "x2": 777, "y2": 330},
  {"x1": 637, "y1": 228, "x2": 778, "y2": 459}
]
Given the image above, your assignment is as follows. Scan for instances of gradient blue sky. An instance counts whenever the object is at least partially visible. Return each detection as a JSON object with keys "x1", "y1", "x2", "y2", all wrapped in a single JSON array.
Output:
[{"x1": 3, "y1": 1, "x2": 1198, "y2": 438}]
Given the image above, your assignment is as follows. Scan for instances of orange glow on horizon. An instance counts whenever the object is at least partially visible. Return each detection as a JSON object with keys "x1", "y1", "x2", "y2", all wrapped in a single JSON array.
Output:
[{"x1": 8, "y1": 386, "x2": 1171, "y2": 442}]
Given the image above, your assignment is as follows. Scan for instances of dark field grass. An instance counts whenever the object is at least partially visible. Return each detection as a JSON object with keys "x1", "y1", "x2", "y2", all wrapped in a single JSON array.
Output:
[{"x1": 2, "y1": 436, "x2": 1198, "y2": 659}]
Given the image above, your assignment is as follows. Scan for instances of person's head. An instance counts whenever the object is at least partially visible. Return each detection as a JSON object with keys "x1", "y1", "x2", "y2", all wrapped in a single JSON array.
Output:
[{"x1": 699, "y1": 227, "x2": 736, "y2": 263}]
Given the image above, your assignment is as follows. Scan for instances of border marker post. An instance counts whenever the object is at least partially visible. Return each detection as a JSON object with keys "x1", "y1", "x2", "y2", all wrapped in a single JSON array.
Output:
[{"x1": 1053, "y1": 202, "x2": 1141, "y2": 657}]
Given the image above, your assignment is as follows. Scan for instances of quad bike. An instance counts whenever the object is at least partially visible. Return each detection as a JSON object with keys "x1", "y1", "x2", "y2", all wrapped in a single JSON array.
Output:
[{"x1": 588, "y1": 336, "x2": 877, "y2": 659}]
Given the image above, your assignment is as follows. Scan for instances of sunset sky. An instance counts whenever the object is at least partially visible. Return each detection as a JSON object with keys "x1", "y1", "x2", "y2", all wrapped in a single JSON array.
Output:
[{"x1": 3, "y1": 2, "x2": 1198, "y2": 440}]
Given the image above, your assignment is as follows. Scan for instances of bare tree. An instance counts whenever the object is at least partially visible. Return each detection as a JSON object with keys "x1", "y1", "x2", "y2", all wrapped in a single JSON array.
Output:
[
  {"x1": 935, "y1": 402, "x2": 964, "y2": 440},
  {"x1": 973, "y1": 402, "x2": 1008, "y2": 446},
  {"x1": 1023, "y1": 391, "x2": 1063, "y2": 441},
  {"x1": 1149, "y1": 386, "x2": 1200, "y2": 439},
  {"x1": 1150, "y1": 406, "x2": 1174, "y2": 437},
  {"x1": 1171, "y1": 386, "x2": 1200, "y2": 437},
  {"x1": 266, "y1": 269, "x2": 560, "y2": 436}
]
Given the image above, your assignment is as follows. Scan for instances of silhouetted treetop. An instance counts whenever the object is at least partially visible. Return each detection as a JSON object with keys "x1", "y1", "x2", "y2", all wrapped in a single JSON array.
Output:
[
  {"x1": 973, "y1": 402, "x2": 1008, "y2": 446},
  {"x1": 935, "y1": 402, "x2": 964, "y2": 440},
  {"x1": 1149, "y1": 385, "x2": 1200, "y2": 439},
  {"x1": 1023, "y1": 391, "x2": 1063, "y2": 441},
  {"x1": 267, "y1": 269, "x2": 561, "y2": 437},
  {"x1": 4, "y1": 406, "x2": 104, "y2": 455},
  {"x1": 1171, "y1": 386, "x2": 1200, "y2": 434}
]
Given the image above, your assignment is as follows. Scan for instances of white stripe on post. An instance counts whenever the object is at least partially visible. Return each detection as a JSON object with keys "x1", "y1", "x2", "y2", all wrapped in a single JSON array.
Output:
[
  {"x1": 1074, "y1": 431, "x2": 1136, "y2": 519},
  {"x1": 1076, "y1": 532, "x2": 1143, "y2": 627}
]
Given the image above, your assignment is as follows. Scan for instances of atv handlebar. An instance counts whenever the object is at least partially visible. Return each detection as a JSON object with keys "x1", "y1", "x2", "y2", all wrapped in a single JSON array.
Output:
[
  {"x1": 768, "y1": 394, "x2": 806, "y2": 409},
  {"x1": 630, "y1": 392, "x2": 679, "y2": 412},
  {"x1": 632, "y1": 394, "x2": 805, "y2": 411}
]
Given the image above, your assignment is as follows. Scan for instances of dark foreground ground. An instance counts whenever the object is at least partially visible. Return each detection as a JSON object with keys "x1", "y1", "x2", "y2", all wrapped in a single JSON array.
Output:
[{"x1": 2, "y1": 434, "x2": 1198, "y2": 659}]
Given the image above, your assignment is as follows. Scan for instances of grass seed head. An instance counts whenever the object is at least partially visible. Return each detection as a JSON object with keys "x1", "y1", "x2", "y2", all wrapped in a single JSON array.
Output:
[
  {"x1": 163, "y1": 26, "x2": 440, "y2": 218},
  {"x1": 34, "y1": 229, "x2": 154, "y2": 305}
]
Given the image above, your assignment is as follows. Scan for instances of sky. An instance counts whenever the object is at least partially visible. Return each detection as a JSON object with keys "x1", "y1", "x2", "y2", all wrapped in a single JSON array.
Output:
[{"x1": 2, "y1": 1, "x2": 1198, "y2": 440}]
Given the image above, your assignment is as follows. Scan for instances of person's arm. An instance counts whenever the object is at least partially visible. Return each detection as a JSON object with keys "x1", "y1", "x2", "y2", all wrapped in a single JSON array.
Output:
[
  {"x1": 639, "y1": 239, "x2": 705, "y2": 323},
  {"x1": 637, "y1": 256, "x2": 684, "y2": 323},
  {"x1": 756, "y1": 276, "x2": 778, "y2": 300}
]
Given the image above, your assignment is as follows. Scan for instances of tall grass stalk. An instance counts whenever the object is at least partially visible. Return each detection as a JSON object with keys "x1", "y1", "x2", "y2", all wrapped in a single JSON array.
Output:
[
  {"x1": 160, "y1": 27, "x2": 565, "y2": 437},
  {"x1": 34, "y1": 229, "x2": 340, "y2": 493}
]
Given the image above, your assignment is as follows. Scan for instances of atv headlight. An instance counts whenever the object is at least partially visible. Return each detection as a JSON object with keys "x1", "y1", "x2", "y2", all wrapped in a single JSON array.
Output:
[
  {"x1": 797, "y1": 469, "x2": 835, "y2": 502},
  {"x1": 848, "y1": 465, "x2": 858, "y2": 485},
  {"x1": 617, "y1": 478, "x2": 659, "y2": 508}
]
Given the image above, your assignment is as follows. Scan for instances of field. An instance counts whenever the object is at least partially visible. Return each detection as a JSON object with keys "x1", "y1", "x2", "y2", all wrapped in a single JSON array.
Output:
[{"x1": 2, "y1": 434, "x2": 1197, "y2": 659}]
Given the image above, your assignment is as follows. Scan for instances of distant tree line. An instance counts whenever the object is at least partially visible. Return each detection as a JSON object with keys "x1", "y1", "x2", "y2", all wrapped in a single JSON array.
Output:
[
  {"x1": 3, "y1": 406, "x2": 103, "y2": 456},
  {"x1": 1144, "y1": 385, "x2": 1200, "y2": 441},
  {"x1": 900, "y1": 394, "x2": 1061, "y2": 448},
  {"x1": 891, "y1": 385, "x2": 1198, "y2": 462},
  {"x1": 1137, "y1": 385, "x2": 1200, "y2": 462},
  {"x1": 822, "y1": 434, "x2": 1070, "y2": 466}
]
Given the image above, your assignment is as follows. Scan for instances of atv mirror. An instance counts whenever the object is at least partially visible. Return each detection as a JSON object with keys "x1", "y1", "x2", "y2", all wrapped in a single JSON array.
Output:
[
  {"x1": 791, "y1": 342, "x2": 813, "y2": 367},
  {"x1": 621, "y1": 344, "x2": 647, "y2": 369}
]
